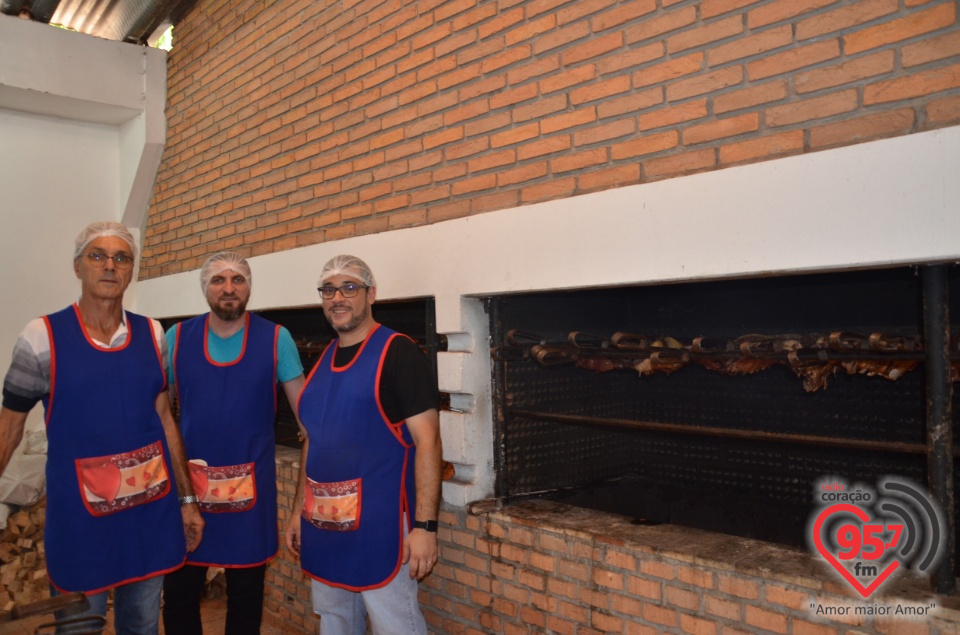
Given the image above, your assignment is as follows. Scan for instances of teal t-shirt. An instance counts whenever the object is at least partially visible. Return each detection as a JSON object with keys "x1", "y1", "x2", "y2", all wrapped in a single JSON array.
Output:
[{"x1": 166, "y1": 320, "x2": 303, "y2": 389}]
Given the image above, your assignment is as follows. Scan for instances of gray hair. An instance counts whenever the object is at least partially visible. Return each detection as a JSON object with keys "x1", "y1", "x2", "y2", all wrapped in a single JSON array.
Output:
[
  {"x1": 318, "y1": 254, "x2": 376, "y2": 288},
  {"x1": 200, "y1": 251, "x2": 252, "y2": 294},
  {"x1": 73, "y1": 221, "x2": 137, "y2": 262}
]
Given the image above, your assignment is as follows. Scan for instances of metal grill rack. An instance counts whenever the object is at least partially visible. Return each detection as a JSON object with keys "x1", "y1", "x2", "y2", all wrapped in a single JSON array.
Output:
[{"x1": 488, "y1": 266, "x2": 957, "y2": 568}]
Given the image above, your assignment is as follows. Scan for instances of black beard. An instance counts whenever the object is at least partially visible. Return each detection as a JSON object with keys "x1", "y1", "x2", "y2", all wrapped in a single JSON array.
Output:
[
  {"x1": 330, "y1": 314, "x2": 363, "y2": 333},
  {"x1": 325, "y1": 304, "x2": 369, "y2": 334},
  {"x1": 213, "y1": 307, "x2": 244, "y2": 321},
  {"x1": 211, "y1": 298, "x2": 247, "y2": 321}
]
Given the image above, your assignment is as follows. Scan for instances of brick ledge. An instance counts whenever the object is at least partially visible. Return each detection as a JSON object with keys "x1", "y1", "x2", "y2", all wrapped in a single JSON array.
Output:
[{"x1": 482, "y1": 498, "x2": 960, "y2": 619}]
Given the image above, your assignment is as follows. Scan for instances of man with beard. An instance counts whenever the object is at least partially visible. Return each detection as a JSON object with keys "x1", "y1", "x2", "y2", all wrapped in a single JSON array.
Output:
[
  {"x1": 162, "y1": 251, "x2": 305, "y2": 635},
  {"x1": 285, "y1": 254, "x2": 441, "y2": 635},
  {"x1": 0, "y1": 221, "x2": 203, "y2": 634}
]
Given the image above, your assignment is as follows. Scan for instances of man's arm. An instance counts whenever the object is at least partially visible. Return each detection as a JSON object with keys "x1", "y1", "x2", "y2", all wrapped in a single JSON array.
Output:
[
  {"x1": 280, "y1": 373, "x2": 307, "y2": 556},
  {"x1": 404, "y1": 407, "x2": 441, "y2": 580},
  {"x1": 284, "y1": 432, "x2": 308, "y2": 557},
  {"x1": 0, "y1": 407, "x2": 28, "y2": 478},
  {"x1": 155, "y1": 392, "x2": 204, "y2": 552},
  {"x1": 281, "y1": 375, "x2": 305, "y2": 420},
  {"x1": 0, "y1": 322, "x2": 49, "y2": 477}
]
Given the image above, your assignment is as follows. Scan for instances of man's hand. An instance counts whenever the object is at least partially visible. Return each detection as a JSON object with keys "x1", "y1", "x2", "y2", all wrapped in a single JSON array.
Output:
[
  {"x1": 181, "y1": 503, "x2": 204, "y2": 552},
  {"x1": 403, "y1": 527, "x2": 439, "y2": 580},
  {"x1": 285, "y1": 427, "x2": 308, "y2": 558},
  {"x1": 284, "y1": 517, "x2": 301, "y2": 557}
]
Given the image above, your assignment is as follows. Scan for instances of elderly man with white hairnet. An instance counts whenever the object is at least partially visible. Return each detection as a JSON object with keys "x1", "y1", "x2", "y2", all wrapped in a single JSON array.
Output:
[
  {"x1": 285, "y1": 255, "x2": 441, "y2": 635},
  {"x1": 0, "y1": 221, "x2": 204, "y2": 634},
  {"x1": 162, "y1": 251, "x2": 305, "y2": 635}
]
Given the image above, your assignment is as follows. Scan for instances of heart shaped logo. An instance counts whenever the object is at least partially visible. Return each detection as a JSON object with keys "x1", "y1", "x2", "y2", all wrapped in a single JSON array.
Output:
[
  {"x1": 81, "y1": 463, "x2": 122, "y2": 504},
  {"x1": 812, "y1": 503, "x2": 900, "y2": 598}
]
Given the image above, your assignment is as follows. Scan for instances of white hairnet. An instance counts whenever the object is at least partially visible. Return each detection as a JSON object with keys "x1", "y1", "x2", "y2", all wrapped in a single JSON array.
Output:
[
  {"x1": 73, "y1": 221, "x2": 137, "y2": 262},
  {"x1": 318, "y1": 254, "x2": 376, "y2": 288},
  {"x1": 200, "y1": 251, "x2": 252, "y2": 294}
]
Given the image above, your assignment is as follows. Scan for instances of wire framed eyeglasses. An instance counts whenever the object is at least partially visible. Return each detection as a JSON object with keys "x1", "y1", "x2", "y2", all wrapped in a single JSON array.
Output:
[
  {"x1": 318, "y1": 283, "x2": 369, "y2": 299},
  {"x1": 85, "y1": 252, "x2": 134, "y2": 269}
]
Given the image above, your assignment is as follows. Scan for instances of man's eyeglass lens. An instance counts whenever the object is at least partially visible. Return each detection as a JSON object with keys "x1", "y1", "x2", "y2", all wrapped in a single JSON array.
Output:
[
  {"x1": 319, "y1": 284, "x2": 367, "y2": 299},
  {"x1": 87, "y1": 252, "x2": 134, "y2": 269}
]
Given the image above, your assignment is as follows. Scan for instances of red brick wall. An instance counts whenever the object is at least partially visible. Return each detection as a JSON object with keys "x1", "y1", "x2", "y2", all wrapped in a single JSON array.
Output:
[
  {"x1": 266, "y1": 451, "x2": 960, "y2": 635},
  {"x1": 265, "y1": 448, "x2": 316, "y2": 633},
  {"x1": 143, "y1": 0, "x2": 960, "y2": 279},
  {"x1": 419, "y1": 504, "x2": 960, "y2": 635}
]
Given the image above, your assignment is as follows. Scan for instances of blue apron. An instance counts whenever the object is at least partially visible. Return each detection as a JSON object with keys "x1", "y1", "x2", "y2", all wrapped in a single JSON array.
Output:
[
  {"x1": 174, "y1": 312, "x2": 279, "y2": 567},
  {"x1": 43, "y1": 305, "x2": 185, "y2": 593},
  {"x1": 297, "y1": 324, "x2": 416, "y2": 590}
]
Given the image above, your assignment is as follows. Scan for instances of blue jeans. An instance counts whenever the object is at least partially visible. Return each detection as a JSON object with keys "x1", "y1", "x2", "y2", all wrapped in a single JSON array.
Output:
[
  {"x1": 310, "y1": 563, "x2": 427, "y2": 635},
  {"x1": 52, "y1": 575, "x2": 163, "y2": 635}
]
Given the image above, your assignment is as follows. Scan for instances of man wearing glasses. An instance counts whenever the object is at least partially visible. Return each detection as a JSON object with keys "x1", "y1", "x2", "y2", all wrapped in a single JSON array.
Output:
[
  {"x1": 162, "y1": 251, "x2": 305, "y2": 635},
  {"x1": 0, "y1": 221, "x2": 203, "y2": 634},
  {"x1": 285, "y1": 254, "x2": 441, "y2": 635}
]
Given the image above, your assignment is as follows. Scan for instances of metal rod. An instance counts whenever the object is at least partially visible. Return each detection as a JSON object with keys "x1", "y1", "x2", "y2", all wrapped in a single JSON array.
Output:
[
  {"x1": 510, "y1": 409, "x2": 953, "y2": 456},
  {"x1": 467, "y1": 476, "x2": 627, "y2": 515},
  {"x1": 922, "y1": 264, "x2": 955, "y2": 594},
  {"x1": 424, "y1": 297, "x2": 440, "y2": 390},
  {"x1": 511, "y1": 345, "x2": 932, "y2": 362},
  {"x1": 488, "y1": 299, "x2": 509, "y2": 498}
]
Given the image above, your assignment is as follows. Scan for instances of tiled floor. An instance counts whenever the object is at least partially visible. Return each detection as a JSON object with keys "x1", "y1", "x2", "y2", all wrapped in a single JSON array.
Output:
[{"x1": 0, "y1": 594, "x2": 305, "y2": 634}]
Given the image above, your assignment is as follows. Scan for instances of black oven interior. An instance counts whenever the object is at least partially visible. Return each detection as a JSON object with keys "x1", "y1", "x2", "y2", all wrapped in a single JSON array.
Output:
[{"x1": 488, "y1": 266, "x2": 959, "y2": 556}]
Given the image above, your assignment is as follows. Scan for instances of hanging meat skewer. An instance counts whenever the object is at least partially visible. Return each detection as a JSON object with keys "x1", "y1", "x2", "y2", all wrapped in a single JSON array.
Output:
[{"x1": 517, "y1": 330, "x2": 929, "y2": 392}]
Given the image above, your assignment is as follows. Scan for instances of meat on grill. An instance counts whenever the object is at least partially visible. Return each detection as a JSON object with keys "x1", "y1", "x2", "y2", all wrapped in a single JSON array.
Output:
[{"x1": 524, "y1": 331, "x2": 929, "y2": 392}]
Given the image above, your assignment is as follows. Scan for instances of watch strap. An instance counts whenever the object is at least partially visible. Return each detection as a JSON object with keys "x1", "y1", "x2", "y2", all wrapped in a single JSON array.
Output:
[
  {"x1": 179, "y1": 495, "x2": 200, "y2": 506},
  {"x1": 413, "y1": 520, "x2": 438, "y2": 532}
]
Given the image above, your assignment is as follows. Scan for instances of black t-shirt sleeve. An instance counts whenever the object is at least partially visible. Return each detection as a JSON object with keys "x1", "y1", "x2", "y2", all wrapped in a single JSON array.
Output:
[
  {"x1": 379, "y1": 335, "x2": 439, "y2": 424},
  {"x1": 1, "y1": 388, "x2": 39, "y2": 413}
]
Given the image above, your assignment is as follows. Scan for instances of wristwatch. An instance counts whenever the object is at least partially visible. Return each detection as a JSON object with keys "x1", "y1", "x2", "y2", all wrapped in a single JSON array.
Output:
[
  {"x1": 179, "y1": 495, "x2": 200, "y2": 506},
  {"x1": 413, "y1": 520, "x2": 438, "y2": 532}
]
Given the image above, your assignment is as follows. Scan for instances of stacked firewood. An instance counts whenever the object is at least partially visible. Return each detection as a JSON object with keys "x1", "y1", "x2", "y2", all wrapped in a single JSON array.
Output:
[
  {"x1": 500, "y1": 330, "x2": 942, "y2": 392},
  {"x1": 0, "y1": 499, "x2": 48, "y2": 612}
]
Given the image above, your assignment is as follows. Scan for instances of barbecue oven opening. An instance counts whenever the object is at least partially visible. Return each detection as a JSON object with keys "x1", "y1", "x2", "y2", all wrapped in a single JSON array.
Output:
[{"x1": 487, "y1": 266, "x2": 958, "y2": 570}]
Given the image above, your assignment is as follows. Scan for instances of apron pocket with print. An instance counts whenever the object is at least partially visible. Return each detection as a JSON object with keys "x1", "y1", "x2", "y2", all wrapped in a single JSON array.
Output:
[
  {"x1": 302, "y1": 477, "x2": 360, "y2": 531},
  {"x1": 76, "y1": 441, "x2": 170, "y2": 516},
  {"x1": 189, "y1": 460, "x2": 256, "y2": 513}
]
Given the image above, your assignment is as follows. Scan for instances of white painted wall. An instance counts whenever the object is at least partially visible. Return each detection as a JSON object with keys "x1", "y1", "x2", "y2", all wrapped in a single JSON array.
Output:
[
  {"x1": 0, "y1": 16, "x2": 166, "y2": 437},
  {"x1": 136, "y1": 125, "x2": 960, "y2": 507}
]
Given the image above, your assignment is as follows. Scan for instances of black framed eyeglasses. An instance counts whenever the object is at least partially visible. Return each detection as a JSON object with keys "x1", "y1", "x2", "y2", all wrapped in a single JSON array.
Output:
[
  {"x1": 318, "y1": 283, "x2": 369, "y2": 299},
  {"x1": 86, "y1": 252, "x2": 134, "y2": 270}
]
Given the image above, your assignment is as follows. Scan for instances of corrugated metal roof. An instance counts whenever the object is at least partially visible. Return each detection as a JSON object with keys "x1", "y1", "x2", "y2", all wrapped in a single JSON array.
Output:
[{"x1": 1, "y1": 0, "x2": 197, "y2": 44}]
